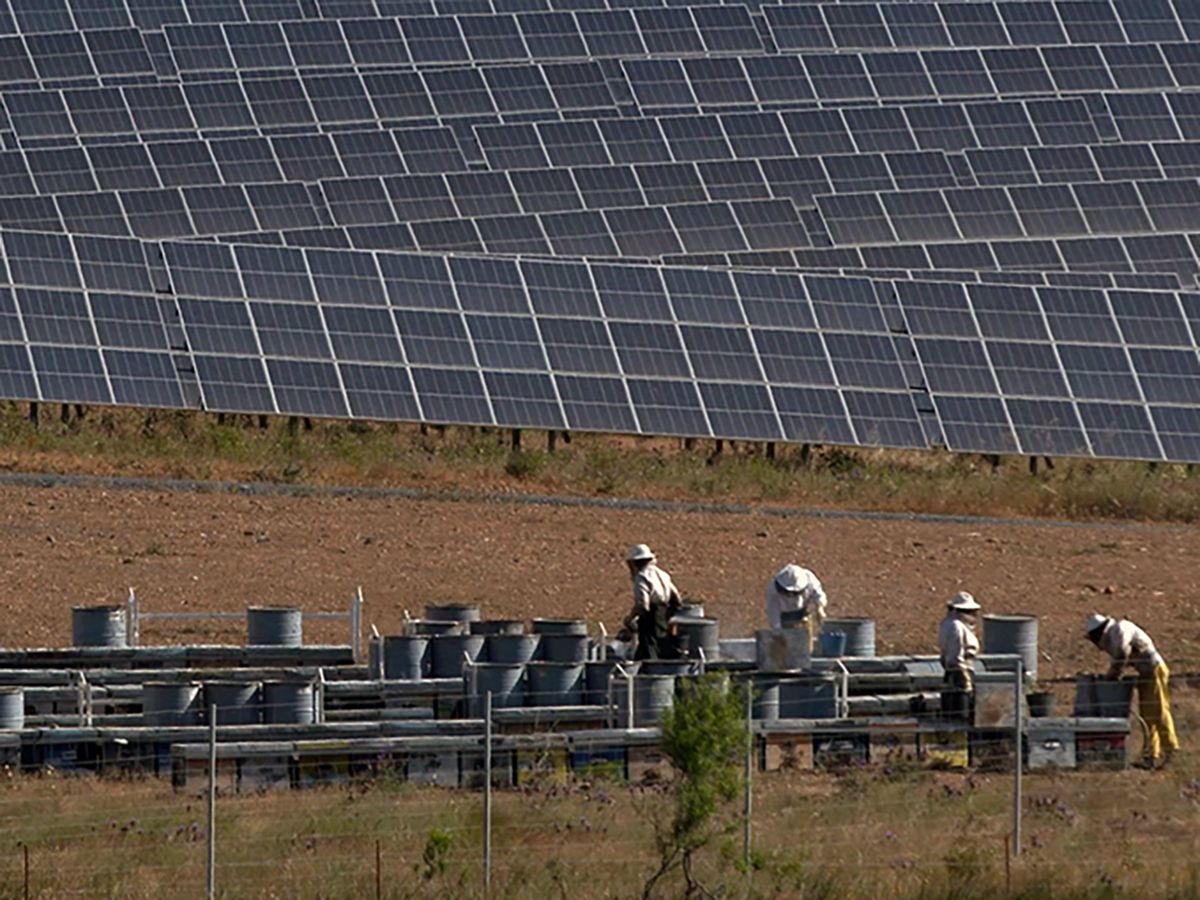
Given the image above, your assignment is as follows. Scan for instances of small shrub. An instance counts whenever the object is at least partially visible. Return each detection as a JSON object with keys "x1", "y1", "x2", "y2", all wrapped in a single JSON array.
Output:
[
  {"x1": 418, "y1": 828, "x2": 452, "y2": 881},
  {"x1": 817, "y1": 447, "x2": 863, "y2": 474},
  {"x1": 208, "y1": 425, "x2": 243, "y2": 456},
  {"x1": 505, "y1": 449, "x2": 548, "y2": 480},
  {"x1": 943, "y1": 839, "x2": 991, "y2": 895},
  {"x1": 643, "y1": 672, "x2": 748, "y2": 899}
]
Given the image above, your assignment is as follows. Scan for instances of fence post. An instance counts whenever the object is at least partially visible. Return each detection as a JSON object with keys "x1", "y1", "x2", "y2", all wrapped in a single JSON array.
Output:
[
  {"x1": 75, "y1": 673, "x2": 91, "y2": 727},
  {"x1": 743, "y1": 678, "x2": 753, "y2": 875},
  {"x1": 1013, "y1": 660, "x2": 1022, "y2": 858},
  {"x1": 126, "y1": 587, "x2": 139, "y2": 648},
  {"x1": 208, "y1": 704, "x2": 217, "y2": 900},
  {"x1": 352, "y1": 588, "x2": 364, "y2": 663},
  {"x1": 484, "y1": 691, "x2": 492, "y2": 897}
]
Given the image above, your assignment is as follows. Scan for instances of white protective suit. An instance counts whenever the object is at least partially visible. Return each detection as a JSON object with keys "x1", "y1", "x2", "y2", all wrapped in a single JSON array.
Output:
[
  {"x1": 938, "y1": 612, "x2": 980, "y2": 675},
  {"x1": 1094, "y1": 619, "x2": 1165, "y2": 678},
  {"x1": 630, "y1": 563, "x2": 680, "y2": 619},
  {"x1": 765, "y1": 567, "x2": 827, "y2": 630}
]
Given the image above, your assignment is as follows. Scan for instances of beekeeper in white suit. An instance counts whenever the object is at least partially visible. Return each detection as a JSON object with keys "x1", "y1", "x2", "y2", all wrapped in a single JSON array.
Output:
[
  {"x1": 765, "y1": 564, "x2": 827, "y2": 632},
  {"x1": 1085, "y1": 613, "x2": 1179, "y2": 768},
  {"x1": 938, "y1": 592, "x2": 981, "y2": 693}
]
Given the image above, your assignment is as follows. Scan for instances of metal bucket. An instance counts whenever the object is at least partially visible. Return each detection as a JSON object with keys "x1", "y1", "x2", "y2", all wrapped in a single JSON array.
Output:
[
  {"x1": 823, "y1": 618, "x2": 875, "y2": 657},
  {"x1": 531, "y1": 618, "x2": 587, "y2": 636},
  {"x1": 203, "y1": 681, "x2": 262, "y2": 726},
  {"x1": 982, "y1": 614, "x2": 1038, "y2": 681},
  {"x1": 585, "y1": 659, "x2": 623, "y2": 705},
  {"x1": 368, "y1": 637, "x2": 382, "y2": 679},
  {"x1": 383, "y1": 635, "x2": 429, "y2": 679},
  {"x1": 467, "y1": 663, "x2": 526, "y2": 716},
  {"x1": 779, "y1": 675, "x2": 837, "y2": 719},
  {"x1": 639, "y1": 660, "x2": 693, "y2": 677},
  {"x1": 525, "y1": 662, "x2": 584, "y2": 706},
  {"x1": 486, "y1": 634, "x2": 540, "y2": 664},
  {"x1": 610, "y1": 667, "x2": 637, "y2": 726},
  {"x1": 818, "y1": 630, "x2": 847, "y2": 658},
  {"x1": 262, "y1": 681, "x2": 315, "y2": 725},
  {"x1": 1074, "y1": 675, "x2": 1134, "y2": 718},
  {"x1": 247, "y1": 607, "x2": 302, "y2": 647},
  {"x1": 72, "y1": 605, "x2": 127, "y2": 648},
  {"x1": 755, "y1": 629, "x2": 810, "y2": 671},
  {"x1": 407, "y1": 619, "x2": 464, "y2": 637},
  {"x1": 540, "y1": 633, "x2": 590, "y2": 663},
  {"x1": 671, "y1": 617, "x2": 719, "y2": 660},
  {"x1": 1027, "y1": 691, "x2": 1055, "y2": 718},
  {"x1": 470, "y1": 619, "x2": 525, "y2": 636},
  {"x1": 634, "y1": 674, "x2": 676, "y2": 725},
  {"x1": 426, "y1": 604, "x2": 481, "y2": 623},
  {"x1": 430, "y1": 634, "x2": 486, "y2": 678},
  {"x1": 0, "y1": 687, "x2": 24, "y2": 730},
  {"x1": 751, "y1": 677, "x2": 780, "y2": 721},
  {"x1": 143, "y1": 681, "x2": 202, "y2": 726}
]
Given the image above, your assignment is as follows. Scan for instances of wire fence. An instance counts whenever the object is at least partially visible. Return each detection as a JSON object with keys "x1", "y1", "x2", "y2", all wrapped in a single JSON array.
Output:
[
  {"x1": 1, "y1": 664, "x2": 1197, "y2": 898},
  {"x1": 0, "y1": 772, "x2": 1195, "y2": 900}
]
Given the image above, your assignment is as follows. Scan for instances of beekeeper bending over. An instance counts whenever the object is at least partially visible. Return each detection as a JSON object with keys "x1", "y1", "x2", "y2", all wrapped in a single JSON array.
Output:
[
  {"x1": 765, "y1": 564, "x2": 827, "y2": 632},
  {"x1": 938, "y1": 592, "x2": 981, "y2": 692},
  {"x1": 622, "y1": 544, "x2": 681, "y2": 660},
  {"x1": 1085, "y1": 613, "x2": 1179, "y2": 768}
]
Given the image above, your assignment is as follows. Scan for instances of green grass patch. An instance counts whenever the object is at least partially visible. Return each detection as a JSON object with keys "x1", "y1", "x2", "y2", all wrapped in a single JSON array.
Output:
[{"x1": 3, "y1": 406, "x2": 1200, "y2": 523}]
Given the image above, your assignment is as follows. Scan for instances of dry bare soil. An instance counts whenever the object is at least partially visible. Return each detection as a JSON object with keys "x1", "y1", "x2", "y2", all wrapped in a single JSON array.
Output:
[{"x1": 4, "y1": 480, "x2": 1200, "y2": 678}]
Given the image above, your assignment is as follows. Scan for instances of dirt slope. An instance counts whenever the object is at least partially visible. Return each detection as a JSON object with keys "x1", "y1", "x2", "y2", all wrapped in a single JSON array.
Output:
[{"x1": 4, "y1": 482, "x2": 1200, "y2": 678}]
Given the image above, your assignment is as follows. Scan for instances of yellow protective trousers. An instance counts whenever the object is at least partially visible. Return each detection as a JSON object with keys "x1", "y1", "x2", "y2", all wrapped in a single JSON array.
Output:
[{"x1": 1137, "y1": 664, "x2": 1180, "y2": 762}]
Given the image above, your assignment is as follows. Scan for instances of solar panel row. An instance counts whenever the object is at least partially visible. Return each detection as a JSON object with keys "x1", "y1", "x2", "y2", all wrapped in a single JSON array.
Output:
[
  {"x1": 6, "y1": 228, "x2": 1200, "y2": 459},
  {"x1": 671, "y1": 232, "x2": 1200, "y2": 286},
  {"x1": 4, "y1": 0, "x2": 1199, "y2": 36},
  {"x1": 0, "y1": 0, "x2": 1196, "y2": 463}
]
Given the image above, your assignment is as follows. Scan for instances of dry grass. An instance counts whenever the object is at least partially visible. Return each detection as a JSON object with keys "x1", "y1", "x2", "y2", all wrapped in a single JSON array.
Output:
[
  {"x1": 0, "y1": 683, "x2": 1194, "y2": 899},
  {"x1": 3, "y1": 407, "x2": 1200, "y2": 897},
  {"x1": 3, "y1": 406, "x2": 1200, "y2": 523}
]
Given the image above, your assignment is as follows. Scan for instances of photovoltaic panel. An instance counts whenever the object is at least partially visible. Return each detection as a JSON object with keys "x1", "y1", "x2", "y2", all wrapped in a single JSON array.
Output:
[{"x1": 3, "y1": 3, "x2": 1200, "y2": 463}]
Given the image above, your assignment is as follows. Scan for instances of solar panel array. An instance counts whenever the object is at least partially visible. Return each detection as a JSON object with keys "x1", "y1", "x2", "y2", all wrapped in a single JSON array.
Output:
[{"x1": 3, "y1": 0, "x2": 1200, "y2": 461}]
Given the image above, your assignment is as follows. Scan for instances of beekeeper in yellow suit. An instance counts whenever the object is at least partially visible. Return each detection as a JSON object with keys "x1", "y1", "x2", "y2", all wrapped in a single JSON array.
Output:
[{"x1": 1085, "y1": 613, "x2": 1180, "y2": 768}]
